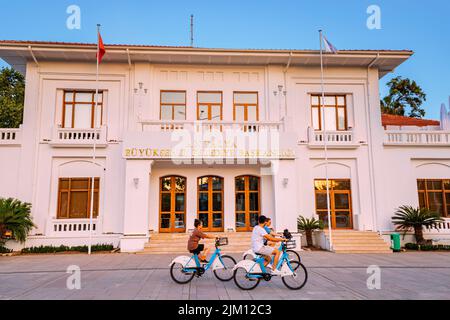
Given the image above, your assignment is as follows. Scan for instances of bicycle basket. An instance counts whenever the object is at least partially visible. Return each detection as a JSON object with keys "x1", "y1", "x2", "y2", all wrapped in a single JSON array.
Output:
[
  {"x1": 216, "y1": 237, "x2": 229, "y2": 246},
  {"x1": 286, "y1": 240, "x2": 296, "y2": 250}
]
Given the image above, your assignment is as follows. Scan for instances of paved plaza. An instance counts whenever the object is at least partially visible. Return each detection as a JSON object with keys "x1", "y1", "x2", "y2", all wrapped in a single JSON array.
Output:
[{"x1": 0, "y1": 252, "x2": 449, "y2": 300}]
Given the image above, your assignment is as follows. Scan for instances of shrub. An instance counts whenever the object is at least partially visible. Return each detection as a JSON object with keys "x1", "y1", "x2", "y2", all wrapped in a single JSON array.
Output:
[
  {"x1": 405, "y1": 243, "x2": 419, "y2": 250},
  {"x1": 297, "y1": 216, "x2": 324, "y2": 248},
  {"x1": 0, "y1": 245, "x2": 13, "y2": 254},
  {"x1": 21, "y1": 244, "x2": 114, "y2": 254}
]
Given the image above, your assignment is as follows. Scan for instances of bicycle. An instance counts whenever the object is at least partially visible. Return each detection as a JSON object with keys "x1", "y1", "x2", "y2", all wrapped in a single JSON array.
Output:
[
  {"x1": 243, "y1": 242, "x2": 301, "y2": 264},
  {"x1": 233, "y1": 232, "x2": 308, "y2": 291},
  {"x1": 170, "y1": 237, "x2": 236, "y2": 284}
]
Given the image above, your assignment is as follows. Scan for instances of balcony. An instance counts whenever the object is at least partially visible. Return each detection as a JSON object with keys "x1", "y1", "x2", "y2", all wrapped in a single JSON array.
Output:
[
  {"x1": 305, "y1": 127, "x2": 361, "y2": 149},
  {"x1": 139, "y1": 120, "x2": 284, "y2": 133},
  {"x1": 49, "y1": 126, "x2": 108, "y2": 148},
  {"x1": 384, "y1": 131, "x2": 450, "y2": 147},
  {"x1": 50, "y1": 218, "x2": 99, "y2": 236},
  {"x1": 0, "y1": 127, "x2": 22, "y2": 146}
]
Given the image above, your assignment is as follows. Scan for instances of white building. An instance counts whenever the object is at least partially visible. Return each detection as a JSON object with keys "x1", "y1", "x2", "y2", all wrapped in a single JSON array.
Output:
[{"x1": 0, "y1": 40, "x2": 449, "y2": 253}]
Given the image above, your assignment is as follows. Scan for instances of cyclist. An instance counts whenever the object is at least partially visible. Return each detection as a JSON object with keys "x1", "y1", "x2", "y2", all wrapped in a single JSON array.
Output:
[
  {"x1": 263, "y1": 217, "x2": 277, "y2": 247},
  {"x1": 187, "y1": 219, "x2": 216, "y2": 263},
  {"x1": 251, "y1": 215, "x2": 286, "y2": 275}
]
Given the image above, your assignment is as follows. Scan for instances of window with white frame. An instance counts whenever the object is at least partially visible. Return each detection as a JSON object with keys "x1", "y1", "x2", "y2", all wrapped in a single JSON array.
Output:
[{"x1": 62, "y1": 91, "x2": 104, "y2": 129}]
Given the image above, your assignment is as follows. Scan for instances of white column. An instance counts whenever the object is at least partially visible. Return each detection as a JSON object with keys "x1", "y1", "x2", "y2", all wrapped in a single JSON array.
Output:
[
  {"x1": 120, "y1": 160, "x2": 153, "y2": 252},
  {"x1": 271, "y1": 160, "x2": 298, "y2": 233},
  {"x1": 224, "y1": 175, "x2": 235, "y2": 231},
  {"x1": 186, "y1": 175, "x2": 197, "y2": 232}
]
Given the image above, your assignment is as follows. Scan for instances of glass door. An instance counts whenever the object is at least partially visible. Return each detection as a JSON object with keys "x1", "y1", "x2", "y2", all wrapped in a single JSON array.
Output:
[
  {"x1": 315, "y1": 179, "x2": 353, "y2": 229},
  {"x1": 160, "y1": 176, "x2": 186, "y2": 233},
  {"x1": 198, "y1": 176, "x2": 224, "y2": 232},
  {"x1": 235, "y1": 176, "x2": 260, "y2": 232}
]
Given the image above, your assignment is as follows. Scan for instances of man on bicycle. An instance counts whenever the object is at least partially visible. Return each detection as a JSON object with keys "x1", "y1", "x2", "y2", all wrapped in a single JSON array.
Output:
[{"x1": 251, "y1": 215, "x2": 285, "y2": 275}]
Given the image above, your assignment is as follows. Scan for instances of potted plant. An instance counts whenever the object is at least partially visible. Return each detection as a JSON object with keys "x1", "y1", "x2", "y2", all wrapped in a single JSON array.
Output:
[
  {"x1": 297, "y1": 216, "x2": 324, "y2": 248},
  {"x1": 391, "y1": 206, "x2": 444, "y2": 245},
  {"x1": 0, "y1": 198, "x2": 35, "y2": 251}
]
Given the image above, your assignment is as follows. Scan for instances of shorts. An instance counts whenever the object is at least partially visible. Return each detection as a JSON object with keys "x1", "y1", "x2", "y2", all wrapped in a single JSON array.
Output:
[
  {"x1": 256, "y1": 246, "x2": 275, "y2": 256},
  {"x1": 189, "y1": 244, "x2": 205, "y2": 255}
]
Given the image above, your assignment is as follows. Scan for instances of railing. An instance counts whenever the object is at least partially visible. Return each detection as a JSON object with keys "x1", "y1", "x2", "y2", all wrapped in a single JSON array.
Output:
[
  {"x1": 384, "y1": 131, "x2": 450, "y2": 146},
  {"x1": 140, "y1": 120, "x2": 284, "y2": 133},
  {"x1": 49, "y1": 126, "x2": 108, "y2": 147},
  {"x1": 307, "y1": 127, "x2": 358, "y2": 148},
  {"x1": 0, "y1": 127, "x2": 22, "y2": 145},
  {"x1": 424, "y1": 219, "x2": 450, "y2": 234},
  {"x1": 51, "y1": 218, "x2": 99, "y2": 236}
]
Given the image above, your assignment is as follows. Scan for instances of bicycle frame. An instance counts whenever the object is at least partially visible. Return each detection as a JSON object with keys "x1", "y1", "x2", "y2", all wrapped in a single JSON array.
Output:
[
  {"x1": 183, "y1": 247, "x2": 225, "y2": 272},
  {"x1": 246, "y1": 248, "x2": 295, "y2": 279}
]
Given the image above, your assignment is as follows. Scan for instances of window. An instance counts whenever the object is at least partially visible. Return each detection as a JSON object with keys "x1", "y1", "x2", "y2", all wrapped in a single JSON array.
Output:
[
  {"x1": 235, "y1": 176, "x2": 260, "y2": 232},
  {"x1": 315, "y1": 179, "x2": 353, "y2": 229},
  {"x1": 198, "y1": 176, "x2": 224, "y2": 232},
  {"x1": 57, "y1": 178, "x2": 99, "y2": 219},
  {"x1": 234, "y1": 92, "x2": 259, "y2": 122},
  {"x1": 311, "y1": 95, "x2": 347, "y2": 131},
  {"x1": 417, "y1": 179, "x2": 450, "y2": 217},
  {"x1": 63, "y1": 91, "x2": 103, "y2": 129},
  {"x1": 160, "y1": 176, "x2": 186, "y2": 233},
  {"x1": 160, "y1": 91, "x2": 186, "y2": 120},
  {"x1": 197, "y1": 92, "x2": 223, "y2": 121}
]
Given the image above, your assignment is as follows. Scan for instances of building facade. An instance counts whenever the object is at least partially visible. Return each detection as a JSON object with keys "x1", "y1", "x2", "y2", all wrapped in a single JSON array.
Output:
[{"x1": 0, "y1": 41, "x2": 449, "y2": 252}]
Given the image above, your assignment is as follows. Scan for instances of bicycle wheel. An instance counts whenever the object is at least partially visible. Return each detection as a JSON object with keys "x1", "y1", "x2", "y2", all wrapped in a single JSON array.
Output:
[
  {"x1": 286, "y1": 250, "x2": 301, "y2": 264},
  {"x1": 170, "y1": 263, "x2": 195, "y2": 284},
  {"x1": 233, "y1": 267, "x2": 261, "y2": 290},
  {"x1": 213, "y1": 255, "x2": 237, "y2": 282},
  {"x1": 281, "y1": 261, "x2": 308, "y2": 290}
]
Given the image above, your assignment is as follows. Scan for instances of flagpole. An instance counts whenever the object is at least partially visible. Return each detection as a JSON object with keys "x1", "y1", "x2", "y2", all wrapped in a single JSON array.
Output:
[
  {"x1": 88, "y1": 24, "x2": 101, "y2": 255},
  {"x1": 319, "y1": 30, "x2": 333, "y2": 251}
]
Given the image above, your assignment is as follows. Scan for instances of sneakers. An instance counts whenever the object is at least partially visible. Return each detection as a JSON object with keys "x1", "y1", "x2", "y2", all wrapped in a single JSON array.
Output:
[
  {"x1": 266, "y1": 264, "x2": 273, "y2": 270},
  {"x1": 271, "y1": 269, "x2": 283, "y2": 276}
]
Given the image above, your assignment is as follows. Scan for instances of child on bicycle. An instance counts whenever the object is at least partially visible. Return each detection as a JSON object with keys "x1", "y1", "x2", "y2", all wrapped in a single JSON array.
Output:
[{"x1": 187, "y1": 219, "x2": 216, "y2": 263}]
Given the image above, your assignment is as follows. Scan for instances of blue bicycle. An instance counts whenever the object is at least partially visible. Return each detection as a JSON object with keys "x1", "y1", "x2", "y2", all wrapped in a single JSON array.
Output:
[
  {"x1": 233, "y1": 231, "x2": 308, "y2": 290},
  {"x1": 170, "y1": 237, "x2": 236, "y2": 284}
]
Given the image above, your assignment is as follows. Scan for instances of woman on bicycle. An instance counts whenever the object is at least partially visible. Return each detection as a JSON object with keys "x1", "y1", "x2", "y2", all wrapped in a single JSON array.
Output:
[{"x1": 187, "y1": 219, "x2": 216, "y2": 263}]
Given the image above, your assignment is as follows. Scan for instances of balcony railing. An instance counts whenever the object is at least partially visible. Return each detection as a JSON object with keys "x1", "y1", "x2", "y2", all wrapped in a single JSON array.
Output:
[
  {"x1": 140, "y1": 120, "x2": 284, "y2": 133},
  {"x1": 306, "y1": 127, "x2": 360, "y2": 149},
  {"x1": 424, "y1": 219, "x2": 450, "y2": 234},
  {"x1": 49, "y1": 126, "x2": 108, "y2": 148},
  {"x1": 0, "y1": 127, "x2": 22, "y2": 146},
  {"x1": 50, "y1": 218, "x2": 99, "y2": 236},
  {"x1": 384, "y1": 131, "x2": 450, "y2": 146}
]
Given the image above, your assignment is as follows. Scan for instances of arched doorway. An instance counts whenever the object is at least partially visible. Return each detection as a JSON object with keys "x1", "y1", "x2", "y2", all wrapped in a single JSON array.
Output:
[
  {"x1": 198, "y1": 176, "x2": 224, "y2": 232},
  {"x1": 159, "y1": 176, "x2": 186, "y2": 233},
  {"x1": 235, "y1": 175, "x2": 260, "y2": 232}
]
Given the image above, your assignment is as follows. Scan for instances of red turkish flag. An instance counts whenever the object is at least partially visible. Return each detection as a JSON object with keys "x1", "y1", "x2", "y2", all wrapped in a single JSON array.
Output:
[{"x1": 96, "y1": 31, "x2": 106, "y2": 64}]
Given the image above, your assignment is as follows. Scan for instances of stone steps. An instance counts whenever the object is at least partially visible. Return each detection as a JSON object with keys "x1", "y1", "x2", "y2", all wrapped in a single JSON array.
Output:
[
  {"x1": 324, "y1": 230, "x2": 392, "y2": 254},
  {"x1": 141, "y1": 232, "x2": 252, "y2": 255}
]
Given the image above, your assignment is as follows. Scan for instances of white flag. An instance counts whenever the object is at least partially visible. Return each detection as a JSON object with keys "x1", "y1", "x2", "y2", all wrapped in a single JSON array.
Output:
[{"x1": 323, "y1": 36, "x2": 338, "y2": 54}]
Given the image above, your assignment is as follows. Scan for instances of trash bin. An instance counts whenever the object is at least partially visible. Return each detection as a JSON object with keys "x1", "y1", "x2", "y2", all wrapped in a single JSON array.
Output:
[{"x1": 391, "y1": 233, "x2": 401, "y2": 252}]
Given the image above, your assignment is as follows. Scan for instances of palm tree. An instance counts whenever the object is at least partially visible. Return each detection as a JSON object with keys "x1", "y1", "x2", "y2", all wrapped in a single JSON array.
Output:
[
  {"x1": 0, "y1": 198, "x2": 34, "y2": 246},
  {"x1": 392, "y1": 206, "x2": 444, "y2": 245},
  {"x1": 297, "y1": 216, "x2": 324, "y2": 248}
]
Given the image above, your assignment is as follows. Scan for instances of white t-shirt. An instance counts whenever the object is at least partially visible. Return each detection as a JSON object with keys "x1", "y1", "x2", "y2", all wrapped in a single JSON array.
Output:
[{"x1": 251, "y1": 225, "x2": 268, "y2": 253}]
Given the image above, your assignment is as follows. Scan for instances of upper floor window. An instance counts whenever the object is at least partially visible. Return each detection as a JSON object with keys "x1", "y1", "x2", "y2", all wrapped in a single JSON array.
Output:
[
  {"x1": 417, "y1": 179, "x2": 450, "y2": 217},
  {"x1": 161, "y1": 91, "x2": 186, "y2": 120},
  {"x1": 63, "y1": 91, "x2": 103, "y2": 129},
  {"x1": 311, "y1": 95, "x2": 347, "y2": 131},
  {"x1": 234, "y1": 92, "x2": 259, "y2": 122},
  {"x1": 197, "y1": 92, "x2": 223, "y2": 121}
]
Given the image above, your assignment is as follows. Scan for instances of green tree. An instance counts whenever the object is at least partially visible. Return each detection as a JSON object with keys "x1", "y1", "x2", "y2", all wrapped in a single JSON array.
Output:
[
  {"x1": 380, "y1": 76, "x2": 427, "y2": 118},
  {"x1": 391, "y1": 206, "x2": 443, "y2": 245},
  {"x1": 297, "y1": 216, "x2": 324, "y2": 248},
  {"x1": 0, "y1": 67, "x2": 25, "y2": 128},
  {"x1": 0, "y1": 198, "x2": 34, "y2": 247}
]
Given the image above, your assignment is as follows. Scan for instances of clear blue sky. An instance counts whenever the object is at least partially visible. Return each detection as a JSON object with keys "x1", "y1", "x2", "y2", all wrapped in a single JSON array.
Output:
[{"x1": 1, "y1": 0, "x2": 448, "y2": 120}]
